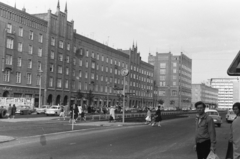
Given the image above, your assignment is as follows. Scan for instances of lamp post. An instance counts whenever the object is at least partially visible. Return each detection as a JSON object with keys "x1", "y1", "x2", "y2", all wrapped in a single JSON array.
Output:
[
  {"x1": 38, "y1": 70, "x2": 43, "y2": 108},
  {"x1": 107, "y1": 82, "x2": 109, "y2": 107},
  {"x1": 121, "y1": 68, "x2": 129, "y2": 123}
]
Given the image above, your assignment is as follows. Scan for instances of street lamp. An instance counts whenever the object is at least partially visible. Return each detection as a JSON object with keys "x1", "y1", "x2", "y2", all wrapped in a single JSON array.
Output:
[
  {"x1": 38, "y1": 69, "x2": 43, "y2": 108},
  {"x1": 107, "y1": 82, "x2": 110, "y2": 107}
]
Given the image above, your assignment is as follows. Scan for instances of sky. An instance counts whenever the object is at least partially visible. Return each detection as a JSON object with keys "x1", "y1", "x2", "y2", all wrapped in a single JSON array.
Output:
[{"x1": 2, "y1": 0, "x2": 240, "y2": 83}]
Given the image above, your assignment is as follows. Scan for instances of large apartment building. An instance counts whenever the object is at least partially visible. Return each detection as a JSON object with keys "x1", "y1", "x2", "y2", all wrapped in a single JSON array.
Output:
[
  {"x1": 148, "y1": 52, "x2": 192, "y2": 109},
  {"x1": 192, "y1": 83, "x2": 218, "y2": 109},
  {"x1": 210, "y1": 78, "x2": 240, "y2": 109},
  {"x1": 0, "y1": 2, "x2": 154, "y2": 108}
]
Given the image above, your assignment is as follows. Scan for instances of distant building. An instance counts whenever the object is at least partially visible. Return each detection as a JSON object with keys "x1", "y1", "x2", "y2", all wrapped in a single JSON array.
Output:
[
  {"x1": 210, "y1": 78, "x2": 240, "y2": 109},
  {"x1": 148, "y1": 52, "x2": 192, "y2": 109},
  {"x1": 192, "y1": 84, "x2": 218, "y2": 109}
]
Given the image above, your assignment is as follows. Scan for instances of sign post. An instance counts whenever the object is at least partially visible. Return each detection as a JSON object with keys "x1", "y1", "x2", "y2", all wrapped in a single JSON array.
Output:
[{"x1": 121, "y1": 68, "x2": 129, "y2": 123}]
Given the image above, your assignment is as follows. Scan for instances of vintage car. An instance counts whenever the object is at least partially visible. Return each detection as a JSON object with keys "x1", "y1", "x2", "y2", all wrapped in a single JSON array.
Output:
[
  {"x1": 205, "y1": 109, "x2": 222, "y2": 127},
  {"x1": 35, "y1": 105, "x2": 50, "y2": 114},
  {"x1": 16, "y1": 105, "x2": 34, "y2": 115},
  {"x1": 45, "y1": 105, "x2": 61, "y2": 116},
  {"x1": 226, "y1": 109, "x2": 236, "y2": 123},
  {"x1": 0, "y1": 106, "x2": 7, "y2": 118}
]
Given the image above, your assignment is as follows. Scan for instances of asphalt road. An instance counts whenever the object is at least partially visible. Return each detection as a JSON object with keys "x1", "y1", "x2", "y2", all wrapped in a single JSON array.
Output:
[{"x1": 0, "y1": 113, "x2": 230, "y2": 159}]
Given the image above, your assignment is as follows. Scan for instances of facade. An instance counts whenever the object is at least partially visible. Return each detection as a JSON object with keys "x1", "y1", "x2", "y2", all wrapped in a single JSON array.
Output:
[
  {"x1": 148, "y1": 52, "x2": 192, "y2": 109},
  {"x1": 0, "y1": 2, "x2": 154, "y2": 108},
  {"x1": 192, "y1": 84, "x2": 218, "y2": 109},
  {"x1": 210, "y1": 78, "x2": 240, "y2": 109}
]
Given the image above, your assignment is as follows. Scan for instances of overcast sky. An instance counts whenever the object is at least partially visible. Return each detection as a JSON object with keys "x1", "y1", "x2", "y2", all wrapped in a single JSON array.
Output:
[{"x1": 2, "y1": 0, "x2": 240, "y2": 83}]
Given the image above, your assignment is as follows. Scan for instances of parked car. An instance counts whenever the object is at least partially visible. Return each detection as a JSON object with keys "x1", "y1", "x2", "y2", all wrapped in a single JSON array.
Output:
[
  {"x1": 0, "y1": 106, "x2": 7, "y2": 118},
  {"x1": 205, "y1": 109, "x2": 222, "y2": 127},
  {"x1": 45, "y1": 105, "x2": 61, "y2": 116},
  {"x1": 16, "y1": 105, "x2": 34, "y2": 115},
  {"x1": 35, "y1": 105, "x2": 50, "y2": 114},
  {"x1": 226, "y1": 109, "x2": 236, "y2": 123}
]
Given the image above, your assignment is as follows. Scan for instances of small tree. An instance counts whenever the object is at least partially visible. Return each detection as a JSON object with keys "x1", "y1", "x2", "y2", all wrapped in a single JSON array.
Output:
[
  {"x1": 86, "y1": 90, "x2": 94, "y2": 106},
  {"x1": 76, "y1": 90, "x2": 84, "y2": 105},
  {"x1": 158, "y1": 99, "x2": 164, "y2": 105}
]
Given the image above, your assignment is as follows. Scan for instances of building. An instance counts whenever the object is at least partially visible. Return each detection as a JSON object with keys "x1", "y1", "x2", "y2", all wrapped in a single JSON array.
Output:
[
  {"x1": 0, "y1": 1, "x2": 154, "y2": 108},
  {"x1": 192, "y1": 83, "x2": 218, "y2": 109},
  {"x1": 148, "y1": 52, "x2": 192, "y2": 109},
  {"x1": 210, "y1": 78, "x2": 240, "y2": 109}
]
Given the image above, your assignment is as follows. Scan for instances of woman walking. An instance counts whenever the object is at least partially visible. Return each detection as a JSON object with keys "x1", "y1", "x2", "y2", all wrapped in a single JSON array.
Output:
[
  {"x1": 11, "y1": 104, "x2": 16, "y2": 119},
  {"x1": 145, "y1": 108, "x2": 151, "y2": 125},
  {"x1": 7, "y1": 104, "x2": 12, "y2": 119},
  {"x1": 229, "y1": 102, "x2": 240, "y2": 159},
  {"x1": 152, "y1": 106, "x2": 162, "y2": 127}
]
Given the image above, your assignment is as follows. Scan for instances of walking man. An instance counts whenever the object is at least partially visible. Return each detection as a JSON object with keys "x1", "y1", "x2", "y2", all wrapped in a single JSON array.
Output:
[{"x1": 194, "y1": 101, "x2": 216, "y2": 159}]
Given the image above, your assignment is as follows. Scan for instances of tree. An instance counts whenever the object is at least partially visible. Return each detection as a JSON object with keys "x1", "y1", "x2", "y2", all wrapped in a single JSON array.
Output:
[
  {"x1": 76, "y1": 90, "x2": 84, "y2": 105},
  {"x1": 86, "y1": 90, "x2": 94, "y2": 106},
  {"x1": 158, "y1": 99, "x2": 164, "y2": 105},
  {"x1": 170, "y1": 100, "x2": 175, "y2": 105}
]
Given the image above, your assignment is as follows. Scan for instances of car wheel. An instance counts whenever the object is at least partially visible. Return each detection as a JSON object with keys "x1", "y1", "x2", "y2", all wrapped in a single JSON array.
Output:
[{"x1": 46, "y1": 114, "x2": 48, "y2": 116}]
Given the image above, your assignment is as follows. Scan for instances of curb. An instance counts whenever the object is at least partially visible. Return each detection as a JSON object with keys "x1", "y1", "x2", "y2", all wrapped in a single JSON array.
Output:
[{"x1": 0, "y1": 137, "x2": 16, "y2": 143}]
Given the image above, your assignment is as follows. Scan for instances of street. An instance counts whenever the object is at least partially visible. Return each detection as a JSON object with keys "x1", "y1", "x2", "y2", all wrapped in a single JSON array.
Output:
[{"x1": 0, "y1": 112, "x2": 230, "y2": 159}]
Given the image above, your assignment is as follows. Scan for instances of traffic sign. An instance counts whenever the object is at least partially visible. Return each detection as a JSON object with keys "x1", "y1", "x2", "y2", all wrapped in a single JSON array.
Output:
[{"x1": 227, "y1": 50, "x2": 240, "y2": 76}]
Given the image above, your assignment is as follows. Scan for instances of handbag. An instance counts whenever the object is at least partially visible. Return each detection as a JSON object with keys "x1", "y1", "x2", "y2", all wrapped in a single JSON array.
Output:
[
  {"x1": 207, "y1": 151, "x2": 219, "y2": 159},
  {"x1": 145, "y1": 116, "x2": 151, "y2": 121},
  {"x1": 225, "y1": 141, "x2": 233, "y2": 159}
]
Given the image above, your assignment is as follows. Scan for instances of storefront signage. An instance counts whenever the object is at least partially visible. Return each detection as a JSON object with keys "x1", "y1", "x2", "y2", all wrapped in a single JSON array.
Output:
[
  {"x1": 2, "y1": 87, "x2": 13, "y2": 91},
  {"x1": 0, "y1": 97, "x2": 34, "y2": 109}
]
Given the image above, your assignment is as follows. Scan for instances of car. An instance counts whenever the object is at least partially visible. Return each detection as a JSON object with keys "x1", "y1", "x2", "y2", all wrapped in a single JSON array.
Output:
[
  {"x1": 16, "y1": 105, "x2": 34, "y2": 115},
  {"x1": 225, "y1": 109, "x2": 236, "y2": 123},
  {"x1": 35, "y1": 105, "x2": 50, "y2": 114},
  {"x1": 205, "y1": 109, "x2": 222, "y2": 127},
  {"x1": 0, "y1": 106, "x2": 7, "y2": 118},
  {"x1": 45, "y1": 105, "x2": 61, "y2": 116}
]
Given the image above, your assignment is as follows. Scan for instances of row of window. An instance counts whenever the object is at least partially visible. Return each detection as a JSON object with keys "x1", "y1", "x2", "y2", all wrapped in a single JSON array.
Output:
[
  {"x1": 130, "y1": 73, "x2": 153, "y2": 84},
  {"x1": 130, "y1": 65, "x2": 153, "y2": 77}
]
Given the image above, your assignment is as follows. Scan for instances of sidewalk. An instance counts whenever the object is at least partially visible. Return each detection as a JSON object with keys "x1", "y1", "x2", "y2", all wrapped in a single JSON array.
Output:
[
  {"x1": 0, "y1": 136, "x2": 15, "y2": 143},
  {"x1": 0, "y1": 117, "x2": 59, "y2": 122}
]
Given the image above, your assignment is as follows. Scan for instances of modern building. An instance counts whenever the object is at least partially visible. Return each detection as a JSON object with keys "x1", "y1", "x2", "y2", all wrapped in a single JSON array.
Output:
[
  {"x1": 148, "y1": 52, "x2": 192, "y2": 109},
  {"x1": 210, "y1": 78, "x2": 240, "y2": 109},
  {"x1": 0, "y1": 1, "x2": 154, "y2": 108},
  {"x1": 192, "y1": 83, "x2": 218, "y2": 109}
]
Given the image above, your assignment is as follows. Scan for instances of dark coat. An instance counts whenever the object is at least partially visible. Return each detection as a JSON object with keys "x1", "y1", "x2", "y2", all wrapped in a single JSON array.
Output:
[{"x1": 155, "y1": 109, "x2": 162, "y2": 122}]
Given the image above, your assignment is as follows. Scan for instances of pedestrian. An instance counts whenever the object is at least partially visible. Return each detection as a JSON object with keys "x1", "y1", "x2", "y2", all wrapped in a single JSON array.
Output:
[
  {"x1": 7, "y1": 104, "x2": 12, "y2": 119},
  {"x1": 59, "y1": 106, "x2": 65, "y2": 120},
  {"x1": 152, "y1": 106, "x2": 162, "y2": 127},
  {"x1": 194, "y1": 101, "x2": 216, "y2": 159},
  {"x1": 109, "y1": 106, "x2": 116, "y2": 122},
  {"x1": 69, "y1": 104, "x2": 74, "y2": 123},
  {"x1": 73, "y1": 104, "x2": 79, "y2": 123},
  {"x1": 145, "y1": 108, "x2": 151, "y2": 125},
  {"x1": 11, "y1": 104, "x2": 16, "y2": 119},
  {"x1": 78, "y1": 105, "x2": 86, "y2": 121},
  {"x1": 228, "y1": 102, "x2": 240, "y2": 159}
]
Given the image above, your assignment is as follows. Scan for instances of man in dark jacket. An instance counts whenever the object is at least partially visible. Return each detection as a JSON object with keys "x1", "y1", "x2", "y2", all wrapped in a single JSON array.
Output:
[{"x1": 152, "y1": 106, "x2": 162, "y2": 127}]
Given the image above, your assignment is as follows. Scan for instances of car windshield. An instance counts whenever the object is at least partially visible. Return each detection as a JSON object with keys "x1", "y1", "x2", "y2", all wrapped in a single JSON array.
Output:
[
  {"x1": 51, "y1": 106, "x2": 58, "y2": 109},
  {"x1": 206, "y1": 112, "x2": 219, "y2": 116}
]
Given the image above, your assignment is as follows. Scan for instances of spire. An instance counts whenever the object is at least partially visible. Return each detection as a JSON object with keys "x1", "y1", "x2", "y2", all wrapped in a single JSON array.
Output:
[
  {"x1": 65, "y1": 1, "x2": 67, "y2": 13},
  {"x1": 57, "y1": 0, "x2": 60, "y2": 9},
  {"x1": 14, "y1": 1, "x2": 16, "y2": 8},
  {"x1": 136, "y1": 42, "x2": 138, "y2": 50},
  {"x1": 132, "y1": 41, "x2": 135, "y2": 48}
]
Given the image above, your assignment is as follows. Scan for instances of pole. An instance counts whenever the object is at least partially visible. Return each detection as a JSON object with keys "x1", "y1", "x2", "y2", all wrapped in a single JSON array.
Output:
[
  {"x1": 107, "y1": 82, "x2": 109, "y2": 107},
  {"x1": 72, "y1": 105, "x2": 75, "y2": 131},
  {"x1": 39, "y1": 71, "x2": 42, "y2": 108},
  {"x1": 123, "y1": 76, "x2": 125, "y2": 123}
]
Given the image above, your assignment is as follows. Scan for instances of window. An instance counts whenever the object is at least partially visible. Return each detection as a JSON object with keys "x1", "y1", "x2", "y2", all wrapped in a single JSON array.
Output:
[
  {"x1": 67, "y1": 43, "x2": 70, "y2": 51},
  {"x1": 110, "y1": 68, "x2": 112, "y2": 73},
  {"x1": 49, "y1": 77, "x2": 53, "y2": 87},
  {"x1": 50, "y1": 64, "x2": 54, "y2": 72},
  {"x1": 27, "y1": 73, "x2": 32, "y2": 84},
  {"x1": 101, "y1": 76, "x2": 103, "y2": 81},
  {"x1": 73, "y1": 59, "x2": 76, "y2": 65},
  {"x1": 6, "y1": 38, "x2": 14, "y2": 49},
  {"x1": 173, "y1": 62, "x2": 177, "y2": 67},
  {"x1": 96, "y1": 75, "x2": 98, "y2": 80},
  {"x1": 38, "y1": 48, "x2": 42, "y2": 57},
  {"x1": 106, "y1": 57, "x2": 108, "y2": 63},
  {"x1": 101, "y1": 66, "x2": 104, "y2": 71},
  {"x1": 97, "y1": 54, "x2": 99, "y2": 60},
  {"x1": 50, "y1": 51, "x2": 54, "y2": 59},
  {"x1": 7, "y1": 23, "x2": 12, "y2": 33},
  {"x1": 18, "y1": 27, "x2": 23, "y2": 37},
  {"x1": 73, "y1": 47, "x2": 76, "y2": 53},
  {"x1": 65, "y1": 80, "x2": 69, "y2": 89},
  {"x1": 160, "y1": 63, "x2": 166, "y2": 68},
  {"x1": 91, "y1": 52, "x2": 94, "y2": 58},
  {"x1": 58, "y1": 66, "x2": 63, "y2": 74},
  {"x1": 51, "y1": 37, "x2": 55, "y2": 46},
  {"x1": 58, "y1": 54, "x2": 63, "y2": 61},
  {"x1": 92, "y1": 62, "x2": 95, "y2": 69},
  {"x1": 73, "y1": 70, "x2": 75, "y2": 76},
  {"x1": 28, "y1": 45, "x2": 33, "y2": 54},
  {"x1": 38, "y1": 61, "x2": 42, "y2": 71},
  {"x1": 78, "y1": 82, "x2": 82, "y2": 90},
  {"x1": 17, "y1": 43, "x2": 22, "y2": 52},
  {"x1": 28, "y1": 59, "x2": 32, "y2": 68},
  {"x1": 110, "y1": 59, "x2": 113, "y2": 64},
  {"x1": 91, "y1": 73, "x2": 94, "y2": 80},
  {"x1": 17, "y1": 57, "x2": 22, "y2": 67},
  {"x1": 59, "y1": 41, "x2": 64, "y2": 48},
  {"x1": 106, "y1": 67, "x2": 108, "y2": 72},
  {"x1": 173, "y1": 75, "x2": 177, "y2": 80},
  {"x1": 160, "y1": 69, "x2": 166, "y2": 74},
  {"x1": 173, "y1": 69, "x2": 177, "y2": 73},
  {"x1": 96, "y1": 64, "x2": 99, "y2": 70},
  {"x1": 173, "y1": 81, "x2": 176, "y2": 86},
  {"x1": 79, "y1": 59, "x2": 82, "y2": 66},
  {"x1": 85, "y1": 72, "x2": 88, "y2": 78},
  {"x1": 79, "y1": 70, "x2": 82, "y2": 78},
  {"x1": 57, "y1": 79, "x2": 62, "y2": 88},
  {"x1": 118, "y1": 61, "x2": 121, "y2": 67},
  {"x1": 86, "y1": 61, "x2": 88, "y2": 68},
  {"x1": 102, "y1": 55, "x2": 104, "y2": 61},
  {"x1": 66, "y1": 56, "x2": 70, "y2": 63},
  {"x1": 3, "y1": 70, "x2": 10, "y2": 82},
  {"x1": 39, "y1": 34, "x2": 43, "y2": 43},
  {"x1": 5, "y1": 55, "x2": 12, "y2": 65},
  {"x1": 29, "y1": 31, "x2": 33, "y2": 40},
  {"x1": 160, "y1": 76, "x2": 165, "y2": 81},
  {"x1": 172, "y1": 90, "x2": 177, "y2": 96},
  {"x1": 115, "y1": 69, "x2": 117, "y2": 75},
  {"x1": 86, "y1": 50, "x2": 89, "y2": 57},
  {"x1": 16, "y1": 72, "x2": 21, "y2": 83}
]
